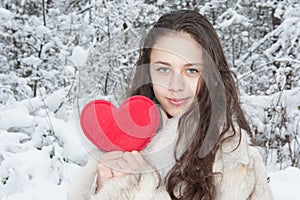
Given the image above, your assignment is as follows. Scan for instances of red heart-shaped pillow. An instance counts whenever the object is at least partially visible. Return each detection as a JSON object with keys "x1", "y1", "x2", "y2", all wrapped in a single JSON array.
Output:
[{"x1": 80, "y1": 96, "x2": 160, "y2": 152}]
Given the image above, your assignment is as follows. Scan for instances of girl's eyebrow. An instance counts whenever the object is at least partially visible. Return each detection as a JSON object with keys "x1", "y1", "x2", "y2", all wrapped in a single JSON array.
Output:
[
  {"x1": 152, "y1": 61, "x2": 202, "y2": 67},
  {"x1": 184, "y1": 63, "x2": 203, "y2": 67},
  {"x1": 152, "y1": 61, "x2": 171, "y2": 66}
]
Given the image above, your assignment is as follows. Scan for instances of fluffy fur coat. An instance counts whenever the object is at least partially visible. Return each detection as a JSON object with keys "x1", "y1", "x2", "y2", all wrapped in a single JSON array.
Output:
[{"x1": 67, "y1": 117, "x2": 274, "y2": 200}]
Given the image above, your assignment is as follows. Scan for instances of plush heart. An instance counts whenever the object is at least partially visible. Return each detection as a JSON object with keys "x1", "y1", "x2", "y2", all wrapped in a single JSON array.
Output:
[{"x1": 80, "y1": 96, "x2": 160, "y2": 152}]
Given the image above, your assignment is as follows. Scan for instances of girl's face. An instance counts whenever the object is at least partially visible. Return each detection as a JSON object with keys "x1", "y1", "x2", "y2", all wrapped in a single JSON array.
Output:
[{"x1": 150, "y1": 33, "x2": 203, "y2": 117}]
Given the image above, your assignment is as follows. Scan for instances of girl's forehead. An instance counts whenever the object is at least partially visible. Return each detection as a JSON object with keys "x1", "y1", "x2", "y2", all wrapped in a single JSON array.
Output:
[
  {"x1": 153, "y1": 32, "x2": 201, "y2": 49},
  {"x1": 151, "y1": 33, "x2": 203, "y2": 63}
]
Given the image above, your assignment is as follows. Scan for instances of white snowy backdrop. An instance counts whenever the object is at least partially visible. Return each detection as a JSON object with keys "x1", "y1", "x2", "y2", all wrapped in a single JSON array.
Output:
[{"x1": 0, "y1": 0, "x2": 300, "y2": 199}]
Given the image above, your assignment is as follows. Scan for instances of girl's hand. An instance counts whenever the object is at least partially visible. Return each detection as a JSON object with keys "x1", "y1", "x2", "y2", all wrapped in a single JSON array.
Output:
[{"x1": 96, "y1": 151, "x2": 147, "y2": 191}]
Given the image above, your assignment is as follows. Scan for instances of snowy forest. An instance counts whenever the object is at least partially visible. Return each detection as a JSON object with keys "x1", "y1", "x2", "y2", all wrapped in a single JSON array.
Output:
[{"x1": 0, "y1": 0, "x2": 300, "y2": 199}]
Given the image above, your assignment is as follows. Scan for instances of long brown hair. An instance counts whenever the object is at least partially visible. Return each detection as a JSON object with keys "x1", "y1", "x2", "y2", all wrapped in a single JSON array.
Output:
[{"x1": 128, "y1": 10, "x2": 251, "y2": 200}]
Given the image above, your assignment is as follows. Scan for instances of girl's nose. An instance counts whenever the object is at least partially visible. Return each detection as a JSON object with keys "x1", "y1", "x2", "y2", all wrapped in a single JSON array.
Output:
[{"x1": 168, "y1": 72, "x2": 185, "y2": 92}]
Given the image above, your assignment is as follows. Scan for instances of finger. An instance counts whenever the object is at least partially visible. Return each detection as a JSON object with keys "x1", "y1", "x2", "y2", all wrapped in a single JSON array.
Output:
[
  {"x1": 100, "y1": 151, "x2": 124, "y2": 167},
  {"x1": 99, "y1": 168, "x2": 113, "y2": 181},
  {"x1": 98, "y1": 164, "x2": 113, "y2": 178},
  {"x1": 131, "y1": 150, "x2": 146, "y2": 166},
  {"x1": 112, "y1": 169, "x2": 125, "y2": 177},
  {"x1": 110, "y1": 159, "x2": 127, "y2": 171},
  {"x1": 97, "y1": 164, "x2": 113, "y2": 187},
  {"x1": 123, "y1": 152, "x2": 139, "y2": 169},
  {"x1": 116, "y1": 159, "x2": 132, "y2": 172},
  {"x1": 98, "y1": 162, "x2": 110, "y2": 171},
  {"x1": 100, "y1": 159, "x2": 119, "y2": 168},
  {"x1": 100, "y1": 151, "x2": 123, "y2": 161}
]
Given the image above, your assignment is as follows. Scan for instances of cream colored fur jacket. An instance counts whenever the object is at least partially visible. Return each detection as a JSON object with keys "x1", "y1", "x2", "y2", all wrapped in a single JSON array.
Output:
[{"x1": 68, "y1": 117, "x2": 274, "y2": 200}]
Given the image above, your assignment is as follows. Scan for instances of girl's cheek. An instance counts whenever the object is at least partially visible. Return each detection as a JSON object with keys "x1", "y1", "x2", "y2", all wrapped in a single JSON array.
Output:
[
  {"x1": 151, "y1": 74, "x2": 171, "y2": 88},
  {"x1": 182, "y1": 77, "x2": 198, "y2": 94}
]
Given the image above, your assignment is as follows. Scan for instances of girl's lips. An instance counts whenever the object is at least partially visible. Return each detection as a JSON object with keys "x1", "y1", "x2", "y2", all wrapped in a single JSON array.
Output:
[{"x1": 168, "y1": 98, "x2": 189, "y2": 106}]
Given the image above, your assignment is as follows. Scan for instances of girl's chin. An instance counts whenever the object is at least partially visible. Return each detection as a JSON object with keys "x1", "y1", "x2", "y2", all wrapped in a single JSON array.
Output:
[{"x1": 165, "y1": 109, "x2": 185, "y2": 118}]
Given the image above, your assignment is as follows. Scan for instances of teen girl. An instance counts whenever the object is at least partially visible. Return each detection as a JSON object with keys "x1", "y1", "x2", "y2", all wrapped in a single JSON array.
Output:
[{"x1": 68, "y1": 10, "x2": 274, "y2": 200}]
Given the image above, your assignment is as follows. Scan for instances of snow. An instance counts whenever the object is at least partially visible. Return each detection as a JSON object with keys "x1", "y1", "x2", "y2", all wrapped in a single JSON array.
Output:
[
  {"x1": 218, "y1": 8, "x2": 249, "y2": 28},
  {"x1": 0, "y1": 105, "x2": 34, "y2": 130},
  {"x1": 269, "y1": 167, "x2": 300, "y2": 200},
  {"x1": 0, "y1": 8, "x2": 12, "y2": 23},
  {"x1": 35, "y1": 25, "x2": 51, "y2": 37},
  {"x1": 21, "y1": 55, "x2": 42, "y2": 67},
  {"x1": 44, "y1": 87, "x2": 69, "y2": 113},
  {"x1": 70, "y1": 46, "x2": 89, "y2": 67},
  {"x1": 241, "y1": 88, "x2": 300, "y2": 135},
  {"x1": 0, "y1": 93, "x2": 88, "y2": 200}
]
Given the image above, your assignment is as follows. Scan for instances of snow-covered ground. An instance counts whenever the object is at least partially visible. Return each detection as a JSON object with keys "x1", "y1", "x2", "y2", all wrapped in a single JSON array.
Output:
[
  {"x1": 0, "y1": 90, "x2": 300, "y2": 199},
  {"x1": 0, "y1": 89, "x2": 87, "y2": 200},
  {"x1": 269, "y1": 167, "x2": 300, "y2": 200}
]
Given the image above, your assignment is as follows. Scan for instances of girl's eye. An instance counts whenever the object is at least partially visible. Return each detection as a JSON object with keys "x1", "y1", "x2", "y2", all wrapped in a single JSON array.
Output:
[
  {"x1": 157, "y1": 67, "x2": 170, "y2": 73},
  {"x1": 186, "y1": 68, "x2": 199, "y2": 75}
]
